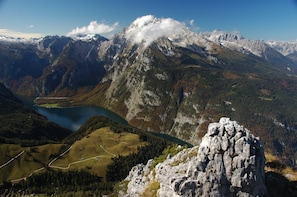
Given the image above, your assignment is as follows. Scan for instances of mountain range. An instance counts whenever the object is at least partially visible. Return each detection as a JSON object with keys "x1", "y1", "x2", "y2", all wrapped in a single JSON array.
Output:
[{"x1": 1, "y1": 15, "x2": 297, "y2": 165}]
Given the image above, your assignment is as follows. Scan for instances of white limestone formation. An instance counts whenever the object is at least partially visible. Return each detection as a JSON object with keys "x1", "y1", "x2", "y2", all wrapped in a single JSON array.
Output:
[{"x1": 123, "y1": 117, "x2": 267, "y2": 197}]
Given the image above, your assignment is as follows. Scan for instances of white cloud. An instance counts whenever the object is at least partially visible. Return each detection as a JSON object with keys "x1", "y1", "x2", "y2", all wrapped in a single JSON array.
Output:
[
  {"x1": 125, "y1": 15, "x2": 186, "y2": 48},
  {"x1": 188, "y1": 19, "x2": 200, "y2": 33},
  {"x1": 67, "y1": 21, "x2": 119, "y2": 37},
  {"x1": 26, "y1": 25, "x2": 34, "y2": 28},
  {"x1": 0, "y1": 29, "x2": 43, "y2": 38}
]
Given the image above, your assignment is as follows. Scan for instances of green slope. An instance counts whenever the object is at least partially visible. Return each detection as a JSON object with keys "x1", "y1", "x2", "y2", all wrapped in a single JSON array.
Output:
[{"x1": 0, "y1": 115, "x2": 182, "y2": 195}]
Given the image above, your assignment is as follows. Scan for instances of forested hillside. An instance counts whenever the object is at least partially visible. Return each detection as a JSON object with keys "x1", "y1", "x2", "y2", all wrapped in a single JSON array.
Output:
[{"x1": 0, "y1": 83, "x2": 71, "y2": 145}]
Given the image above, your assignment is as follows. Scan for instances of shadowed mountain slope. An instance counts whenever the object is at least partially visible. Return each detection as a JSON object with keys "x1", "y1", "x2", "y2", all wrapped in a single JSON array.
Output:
[{"x1": 0, "y1": 83, "x2": 71, "y2": 144}]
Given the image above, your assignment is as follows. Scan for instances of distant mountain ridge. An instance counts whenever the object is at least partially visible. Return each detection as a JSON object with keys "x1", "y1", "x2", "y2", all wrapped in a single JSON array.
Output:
[
  {"x1": 1, "y1": 15, "x2": 297, "y2": 164},
  {"x1": 267, "y1": 40, "x2": 297, "y2": 56},
  {"x1": 0, "y1": 34, "x2": 108, "y2": 96}
]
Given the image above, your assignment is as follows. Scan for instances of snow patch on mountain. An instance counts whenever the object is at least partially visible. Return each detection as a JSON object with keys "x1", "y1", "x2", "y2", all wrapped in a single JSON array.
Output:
[
  {"x1": 204, "y1": 30, "x2": 271, "y2": 58},
  {"x1": 267, "y1": 40, "x2": 297, "y2": 56},
  {"x1": 70, "y1": 34, "x2": 108, "y2": 42},
  {"x1": 210, "y1": 30, "x2": 244, "y2": 41}
]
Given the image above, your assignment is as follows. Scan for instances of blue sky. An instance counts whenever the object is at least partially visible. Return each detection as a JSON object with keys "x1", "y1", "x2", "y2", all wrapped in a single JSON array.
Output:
[{"x1": 0, "y1": 0, "x2": 296, "y2": 40}]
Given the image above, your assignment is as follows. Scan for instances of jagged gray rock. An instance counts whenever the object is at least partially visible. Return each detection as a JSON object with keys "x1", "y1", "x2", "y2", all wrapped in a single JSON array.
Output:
[{"x1": 123, "y1": 117, "x2": 267, "y2": 197}]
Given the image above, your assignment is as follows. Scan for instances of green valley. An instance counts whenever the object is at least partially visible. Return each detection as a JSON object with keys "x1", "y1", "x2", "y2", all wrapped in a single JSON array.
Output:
[
  {"x1": 0, "y1": 126, "x2": 147, "y2": 183},
  {"x1": 0, "y1": 115, "x2": 181, "y2": 195}
]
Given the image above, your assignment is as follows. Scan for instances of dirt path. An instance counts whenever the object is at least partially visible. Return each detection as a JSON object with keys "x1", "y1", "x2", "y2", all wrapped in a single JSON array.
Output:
[
  {"x1": 9, "y1": 146, "x2": 72, "y2": 183},
  {"x1": 47, "y1": 145, "x2": 72, "y2": 167},
  {"x1": 11, "y1": 167, "x2": 45, "y2": 183},
  {"x1": 7, "y1": 144, "x2": 116, "y2": 183},
  {"x1": 48, "y1": 144, "x2": 116, "y2": 169},
  {"x1": 48, "y1": 155, "x2": 111, "y2": 170},
  {"x1": 99, "y1": 145, "x2": 116, "y2": 157},
  {"x1": 0, "y1": 150, "x2": 24, "y2": 169}
]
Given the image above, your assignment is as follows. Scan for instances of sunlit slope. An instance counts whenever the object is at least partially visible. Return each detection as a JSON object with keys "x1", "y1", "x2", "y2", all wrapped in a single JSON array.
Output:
[
  {"x1": 49, "y1": 127, "x2": 146, "y2": 178},
  {"x1": 0, "y1": 126, "x2": 145, "y2": 183},
  {"x1": 0, "y1": 144, "x2": 65, "y2": 182}
]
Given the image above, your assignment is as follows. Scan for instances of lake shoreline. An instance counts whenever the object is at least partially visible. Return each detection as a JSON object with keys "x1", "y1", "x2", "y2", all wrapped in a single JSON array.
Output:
[{"x1": 18, "y1": 95, "x2": 128, "y2": 131}]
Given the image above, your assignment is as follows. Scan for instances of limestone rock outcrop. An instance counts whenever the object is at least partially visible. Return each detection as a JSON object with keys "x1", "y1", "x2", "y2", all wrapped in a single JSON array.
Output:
[{"x1": 123, "y1": 117, "x2": 267, "y2": 197}]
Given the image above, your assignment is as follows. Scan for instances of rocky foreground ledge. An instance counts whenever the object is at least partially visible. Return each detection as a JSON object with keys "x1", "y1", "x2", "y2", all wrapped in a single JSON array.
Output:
[{"x1": 122, "y1": 117, "x2": 267, "y2": 197}]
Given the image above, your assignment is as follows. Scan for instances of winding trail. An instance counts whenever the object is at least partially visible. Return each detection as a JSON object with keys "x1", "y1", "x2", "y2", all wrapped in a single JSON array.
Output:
[
  {"x1": 48, "y1": 155, "x2": 111, "y2": 170},
  {"x1": 0, "y1": 151, "x2": 24, "y2": 169},
  {"x1": 99, "y1": 145, "x2": 116, "y2": 157},
  {"x1": 11, "y1": 167, "x2": 45, "y2": 183},
  {"x1": 8, "y1": 146, "x2": 73, "y2": 183},
  {"x1": 47, "y1": 145, "x2": 73, "y2": 167},
  {"x1": 7, "y1": 144, "x2": 116, "y2": 183},
  {"x1": 48, "y1": 145, "x2": 116, "y2": 170}
]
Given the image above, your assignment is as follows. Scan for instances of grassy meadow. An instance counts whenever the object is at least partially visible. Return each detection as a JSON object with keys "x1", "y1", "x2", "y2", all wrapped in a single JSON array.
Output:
[{"x1": 0, "y1": 127, "x2": 145, "y2": 183}]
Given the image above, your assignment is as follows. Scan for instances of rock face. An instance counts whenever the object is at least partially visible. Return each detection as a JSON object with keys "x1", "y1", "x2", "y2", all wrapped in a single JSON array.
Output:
[{"x1": 124, "y1": 118, "x2": 267, "y2": 197}]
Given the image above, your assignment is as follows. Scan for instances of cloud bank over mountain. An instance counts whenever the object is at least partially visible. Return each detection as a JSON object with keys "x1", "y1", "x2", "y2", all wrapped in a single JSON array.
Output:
[
  {"x1": 67, "y1": 21, "x2": 119, "y2": 37},
  {"x1": 0, "y1": 29, "x2": 43, "y2": 39},
  {"x1": 124, "y1": 15, "x2": 186, "y2": 47}
]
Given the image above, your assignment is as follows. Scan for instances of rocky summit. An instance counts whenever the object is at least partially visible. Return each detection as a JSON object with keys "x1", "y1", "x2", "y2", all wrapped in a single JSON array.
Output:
[{"x1": 123, "y1": 118, "x2": 267, "y2": 197}]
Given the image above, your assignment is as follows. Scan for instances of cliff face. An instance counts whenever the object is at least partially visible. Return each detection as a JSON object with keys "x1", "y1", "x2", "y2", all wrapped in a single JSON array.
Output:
[{"x1": 123, "y1": 118, "x2": 267, "y2": 197}]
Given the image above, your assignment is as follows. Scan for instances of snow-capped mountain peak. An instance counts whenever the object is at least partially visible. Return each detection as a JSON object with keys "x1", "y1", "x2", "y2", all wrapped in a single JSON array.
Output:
[
  {"x1": 129, "y1": 15, "x2": 160, "y2": 28},
  {"x1": 124, "y1": 15, "x2": 187, "y2": 48},
  {"x1": 206, "y1": 29, "x2": 245, "y2": 43},
  {"x1": 267, "y1": 40, "x2": 297, "y2": 56},
  {"x1": 70, "y1": 33, "x2": 108, "y2": 42},
  {"x1": 203, "y1": 30, "x2": 272, "y2": 57}
]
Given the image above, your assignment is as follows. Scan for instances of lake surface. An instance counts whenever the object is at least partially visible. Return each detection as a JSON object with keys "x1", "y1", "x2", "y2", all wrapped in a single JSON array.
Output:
[
  {"x1": 20, "y1": 97, "x2": 192, "y2": 146},
  {"x1": 33, "y1": 105, "x2": 128, "y2": 131}
]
